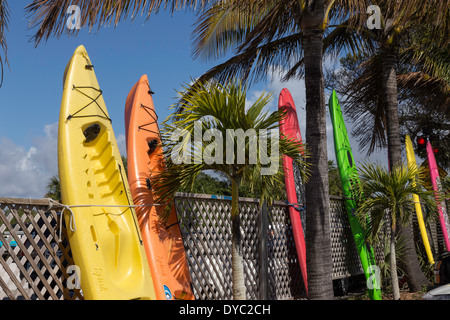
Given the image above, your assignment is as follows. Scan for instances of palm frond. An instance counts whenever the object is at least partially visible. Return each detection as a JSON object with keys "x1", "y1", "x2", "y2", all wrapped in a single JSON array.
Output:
[
  {"x1": 26, "y1": 0, "x2": 212, "y2": 46},
  {"x1": 284, "y1": 16, "x2": 376, "y2": 81},
  {"x1": 193, "y1": 1, "x2": 381, "y2": 86},
  {"x1": 398, "y1": 22, "x2": 450, "y2": 81},
  {"x1": 45, "y1": 175, "x2": 61, "y2": 201},
  {"x1": 153, "y1": 80, "x2": 310, "y2": 216},
  {"x1": 0, "y1": 0, "x2": 9, "y2": 87},
  {"x1": 334, "y1": 52, "x2": 388, "y2": 155},
  {"x1": 398, "y1": 72, "x2": 450, "y2": 115},
  {"x1": 192, "y1": 1, "x2": 276, "y2": 61},
  {"x1": 355, "y1": 161, "x2": 437, "y2": 243},
  {"x1": 386, "y1": 0, "x2": 450, "y2": 29},
  {"x1": 328, "y1": 0, "x2": 371, "y2": 29},
  {"x1": 234, "y1": 0, "x2": 300, "y2": 53},
  {"x1": 195, "y1": 32, "x2": 304, "y2": 85},
  {"x1": 323, "y1": 16, "x2": 376, "y2": 57},
  {"x1": 332, "y1": 29, "x2": 449, "y2": 156}
]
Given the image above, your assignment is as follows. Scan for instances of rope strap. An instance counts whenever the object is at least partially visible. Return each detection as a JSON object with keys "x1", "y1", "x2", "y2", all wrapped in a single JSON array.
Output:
[
  {"x1": 138, "y1": 103, "x2": 160, "y2": 135},
  {"x1": 46, "y1": 199, "x2": 168, "y2": 242},
  {"x1": 137, "y1": 78, "x2": 160, "y2": 135},
  {"x1": 284, "y1": 200, "x2": 305, "y2": 212},
  {"x1": 67, "y1": 85, "x2": 112, "y2": 122}
]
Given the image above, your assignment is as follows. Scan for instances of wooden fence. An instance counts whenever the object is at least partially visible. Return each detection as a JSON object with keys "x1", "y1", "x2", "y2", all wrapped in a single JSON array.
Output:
[
  {"x1": 0, "y1": 194, "x2": 446, "y2": 300},
  {"x1": 175, "y1": 193, "x2": 306, "y2": 300},
  {"x1": 0, "y1": 198, "x2": 81, "y2": 300},
  {"x1": 174, "y1": 193, "x2": 365, "y2": 300}
]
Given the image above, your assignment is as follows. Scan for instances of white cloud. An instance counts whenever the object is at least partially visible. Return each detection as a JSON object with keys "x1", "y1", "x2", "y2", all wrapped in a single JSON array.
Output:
[
  {"x1": 0, "y1": 123, "x2": 58, "y2": 199},
  {"x1": 17, "y1": 147, "x2": 37, "y2": 172},
  {"x1": 0, "y1": 123, "x2": 132, "y2": 200}
]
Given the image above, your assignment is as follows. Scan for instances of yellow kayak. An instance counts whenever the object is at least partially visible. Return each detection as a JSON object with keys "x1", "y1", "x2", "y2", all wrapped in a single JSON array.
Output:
[
  {"x1": 405, "y1": 135, "x2": 435, "y2": 265},
  {"x1": 58, "y1": 45, "x2": 156, "y2": 300}
]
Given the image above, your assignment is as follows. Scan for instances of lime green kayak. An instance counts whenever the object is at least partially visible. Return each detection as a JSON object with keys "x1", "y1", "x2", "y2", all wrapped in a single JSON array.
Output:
[{"x1": 329, "y1": 90, "x2": 382, "y2": 300}]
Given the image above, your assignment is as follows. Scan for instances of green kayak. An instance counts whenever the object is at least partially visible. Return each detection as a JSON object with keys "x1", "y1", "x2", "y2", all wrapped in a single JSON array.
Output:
[{"x1": 329, "y1": 90, "x2": 382, "y2": 300}]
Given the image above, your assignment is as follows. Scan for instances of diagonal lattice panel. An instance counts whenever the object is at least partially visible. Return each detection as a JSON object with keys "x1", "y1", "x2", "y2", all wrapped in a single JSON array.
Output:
[
  {"x1": 0, "y1": 198, "x2": 82, "y2": 300},
  {"x1": 3, "y1": 194, "x2": 444, "y2": 300},
  {"x1": 175, "y1": 193, "x2": 305, "y2": 300},
  {"x1": 329, "y1": 196, "x2": 364, "y2": 279}
]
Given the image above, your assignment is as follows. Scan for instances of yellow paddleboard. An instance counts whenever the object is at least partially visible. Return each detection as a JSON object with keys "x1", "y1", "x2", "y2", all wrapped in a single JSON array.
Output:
[
  {"x1": 405, "y1": 135, "x2": 435, "y2": 265},
  {"x1": 58, "y1": 45, "x2": 156, "y2": 300}
]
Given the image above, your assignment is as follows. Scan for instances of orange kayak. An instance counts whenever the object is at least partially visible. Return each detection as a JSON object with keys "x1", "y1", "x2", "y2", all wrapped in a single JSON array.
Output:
[{"x1": 124, "y1": 75, "x2": 194, "y2": 300}]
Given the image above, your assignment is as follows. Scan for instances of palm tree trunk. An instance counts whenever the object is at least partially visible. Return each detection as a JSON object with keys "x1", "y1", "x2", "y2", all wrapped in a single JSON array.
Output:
[
  {"x1": 231, "y1": 177, "x2": 246, "y2": 300},
  {"x1": 303, "y1": 22, "x2": 334, "y2": 299},
  {"x1": 381, "y1": 46, "x2": 430, "y2": 291},
  {"x1": 381, "y1": 46, "x2": 402, "y2": 169},
  {"x1": 390, "y1": 226, "x2": 401, "y2": 300},
  {"x1": 397, "y1": 223, "x2": 430, "y2": 291}
]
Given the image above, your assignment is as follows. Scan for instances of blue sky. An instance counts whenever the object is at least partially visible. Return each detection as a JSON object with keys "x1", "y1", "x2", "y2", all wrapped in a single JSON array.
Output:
[{"x1": 0, "y1": 2, "x2": 388, "y2": 199}]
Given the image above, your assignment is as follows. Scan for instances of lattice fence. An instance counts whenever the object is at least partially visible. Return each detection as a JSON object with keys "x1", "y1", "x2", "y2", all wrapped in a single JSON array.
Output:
[
  {"x1": 329, "y1": 196, "x2": 364, "y2": 278},
  {"x1": 175, "y1": 193, "x2": 365, "y2": 300},
  {"x1": 2, "y1": 194, "x2": 445, "y2": 300},
  {"x1": 174, "y1": 193, "x2": 306, "y2": 300},
  {"x1": 0, "y1": 198, "x2": 82, "y2": 300},
  {"x1": 0, "y1": 195, "x2": 372, "y2": 300},
  {"x1": 266, "y1": 202, "x2": 304, "y2": 299}
]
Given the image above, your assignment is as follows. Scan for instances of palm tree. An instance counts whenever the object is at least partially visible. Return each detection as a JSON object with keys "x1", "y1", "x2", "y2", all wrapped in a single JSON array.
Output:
[
  {"x1": 329, "y1": 4, "x2": 449, "y2": 291},
  {"x1": 190, "y1": 0, "x2": 448, "y2": 299},
  {"x1": 0, "y1": 0, "x2": 9, "y2": 87},
  {"x1": 189, "y1": 0, "x2": 447, "y2": 299},
  {"x1": 152, "y1": 80, "x2": 309, "y2": 299},
  {"x1": 355, "y1": 162, "x2": 437, "y2": 300},
  {"x1": 24, "y1": 0, "x2": 373, "y2": 299},
  {"x1": 371, "y1": 2, "x2": 448, "y2": 168},
  {"x1": 23, "y1": 0, "x2": 447, "y2": 299},
  {"x1": 330, "y1": 14, "x2": 449, "y2": 158},
  {"x1": 190, "y1": 0, "x2": 373, "y2": 299},
  {"x1": 45, "y1": 175, "x2": 61, "y2": 201},
  {"x1": 121, "y1": 155, "x2": 128, "y2": 174}
]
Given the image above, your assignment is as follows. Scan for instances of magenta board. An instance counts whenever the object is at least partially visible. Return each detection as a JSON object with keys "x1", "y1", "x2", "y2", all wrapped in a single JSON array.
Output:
[{"x1": 427, "y1": 141, "x2": 450, "y2": 251}]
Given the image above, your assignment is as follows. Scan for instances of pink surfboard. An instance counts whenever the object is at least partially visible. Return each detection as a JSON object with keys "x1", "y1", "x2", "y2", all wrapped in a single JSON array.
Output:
[
  {"x1": 278, "y1": 88, "x2": 308, "y2": 294},
  {"x1": 427, "y1": 141, "x2": 450, "y2": 251}
]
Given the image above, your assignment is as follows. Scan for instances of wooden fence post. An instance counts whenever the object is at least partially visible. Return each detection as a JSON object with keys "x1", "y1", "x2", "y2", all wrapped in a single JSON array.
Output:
[{"x1": 258, "y1": 200, "x2": 269, "y2": 300}]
